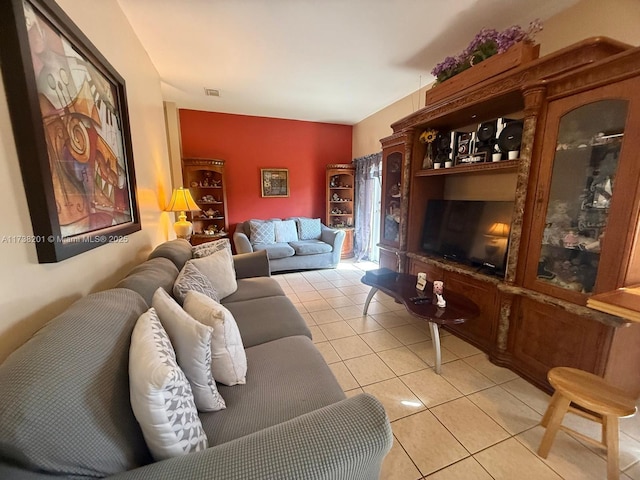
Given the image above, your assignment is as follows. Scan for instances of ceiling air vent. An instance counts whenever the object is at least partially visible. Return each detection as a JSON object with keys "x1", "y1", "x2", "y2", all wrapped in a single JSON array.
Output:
[{"x1": 204, "y1": 88, "x2": 220, "y2": 97}]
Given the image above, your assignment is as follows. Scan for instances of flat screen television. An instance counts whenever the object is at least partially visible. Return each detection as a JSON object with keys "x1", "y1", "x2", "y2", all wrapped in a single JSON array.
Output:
[{"x1": 421, "y1": 200, "x2": 514, "y2": 276}]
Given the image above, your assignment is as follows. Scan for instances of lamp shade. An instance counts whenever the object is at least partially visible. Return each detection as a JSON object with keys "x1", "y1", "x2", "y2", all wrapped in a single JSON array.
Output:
[
  {"x1": 166, "y1": 187, "x2": 200, "y2": 212},
  {"x1": 487, "y1": 222, "x2": 510, "y2": 237}
]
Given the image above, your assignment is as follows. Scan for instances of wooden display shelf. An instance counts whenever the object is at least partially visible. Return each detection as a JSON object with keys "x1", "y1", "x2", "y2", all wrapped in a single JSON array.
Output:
[{"x1": 415, "y1": 159, "x2": 520, "y2": 177}]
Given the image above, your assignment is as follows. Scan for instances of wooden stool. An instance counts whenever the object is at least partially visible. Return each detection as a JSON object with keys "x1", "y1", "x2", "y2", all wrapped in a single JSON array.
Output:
[{"x1": 537, "y1": 367, "x2": 637, "y2": 480}]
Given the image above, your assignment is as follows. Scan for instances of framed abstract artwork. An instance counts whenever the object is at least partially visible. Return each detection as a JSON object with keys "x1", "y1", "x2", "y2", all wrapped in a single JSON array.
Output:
[
  {"x1": 260, "y1": 168, "x2": 289, "y2": 198},
  {"x1": 0, "y1": 0, "x2": 140, "y2": 262}
]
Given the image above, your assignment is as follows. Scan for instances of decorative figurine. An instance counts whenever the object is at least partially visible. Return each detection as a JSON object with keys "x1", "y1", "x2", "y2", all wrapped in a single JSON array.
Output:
[{"x1": 433, "y1": 281, "x2": 446, "y2": 307}]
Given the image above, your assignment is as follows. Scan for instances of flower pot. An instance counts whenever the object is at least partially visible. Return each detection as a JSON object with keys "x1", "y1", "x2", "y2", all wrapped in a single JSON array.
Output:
[{"x1": 426, "y1": 41, "x2": 540, "y2": 105}]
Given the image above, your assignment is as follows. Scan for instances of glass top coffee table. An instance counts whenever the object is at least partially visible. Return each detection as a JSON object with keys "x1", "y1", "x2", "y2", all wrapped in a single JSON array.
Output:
[{"x1": 361, "y1": 269, "x2": 480, "y2": 374}]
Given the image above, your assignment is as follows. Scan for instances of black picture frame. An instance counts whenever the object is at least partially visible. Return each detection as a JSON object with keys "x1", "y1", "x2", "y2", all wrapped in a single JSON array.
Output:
[{"x1": 0, "y1": 0, "x2": 140, "y2": 263}]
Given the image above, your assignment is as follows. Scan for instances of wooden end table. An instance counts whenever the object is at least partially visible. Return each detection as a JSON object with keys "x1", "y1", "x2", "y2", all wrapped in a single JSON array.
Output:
[{"x1": 361, "y1": 270, "x2": 480, "y2": 374}]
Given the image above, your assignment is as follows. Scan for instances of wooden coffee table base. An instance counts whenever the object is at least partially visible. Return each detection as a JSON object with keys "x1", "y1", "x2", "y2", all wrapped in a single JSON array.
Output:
[{"x1": 361, "y1": 272, "x2": 480, "y2": 375}]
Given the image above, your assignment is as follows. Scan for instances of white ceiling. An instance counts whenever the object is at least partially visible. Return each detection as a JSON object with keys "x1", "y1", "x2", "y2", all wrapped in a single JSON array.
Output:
[{"x1": 117, "y1": 0, "x2": 579, "y2": 125}]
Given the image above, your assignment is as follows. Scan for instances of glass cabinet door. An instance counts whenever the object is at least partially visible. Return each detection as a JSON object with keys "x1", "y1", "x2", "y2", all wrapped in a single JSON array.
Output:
[
  {"x1": 381, "y1": 151, "x2": 403, "y2": 246},
  {"x1": 535, "y1": 99, "x2": 628, "y2": 295}
]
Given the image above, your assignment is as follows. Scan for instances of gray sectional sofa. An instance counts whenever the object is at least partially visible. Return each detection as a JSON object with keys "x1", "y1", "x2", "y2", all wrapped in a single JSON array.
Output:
[
  {"x1": 0, "y1": 239, "x2": 392, "y2": 479},
  {"x1": 233, "y1": 218, "x2": 345, "y2": 272}
]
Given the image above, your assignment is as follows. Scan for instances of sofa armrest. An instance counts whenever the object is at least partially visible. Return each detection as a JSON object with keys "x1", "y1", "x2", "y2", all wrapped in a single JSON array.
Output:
[
  {"x1": 233, "y1": 231, "x2": 253, "y2": 254},
  {"x1": 321, "y1": 225, "x2": 344, "y2": 248},
  {"x1": 233, "y1": 250, "x2": 270, "y2": 279},
  {"x1": 107, "y1": 394, "x2": 392, "y2": 480}
]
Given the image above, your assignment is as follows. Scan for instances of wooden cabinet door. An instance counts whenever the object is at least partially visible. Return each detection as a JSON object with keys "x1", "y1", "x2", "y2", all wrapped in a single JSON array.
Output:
[
  {"x1": 441, "y1": 271, "x2": 499, "y2": 351},
  {"x1": 408, "y1": 258, "x2": 444, "y2": 282},
  {"x1": 509, "y1": 296, "x2": 612, "y2": 390},
  {"x1": 523, "y1": 77, "x2": 640, "y2": 305},
  {"x1": 380, "y1": 147, "x2": 403, "y2": 248}
]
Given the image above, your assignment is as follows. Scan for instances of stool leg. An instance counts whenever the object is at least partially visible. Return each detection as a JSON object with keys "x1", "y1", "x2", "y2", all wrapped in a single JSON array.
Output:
[
  {"x1": 540, "y1": 391, "x2": 562, "y2": 428},
  {"x1": 538, "y1": 394, "x2": 571, "y2": 458},
  {"x1": 604, "y1": 415, "x2": 620, "y2": 480}
]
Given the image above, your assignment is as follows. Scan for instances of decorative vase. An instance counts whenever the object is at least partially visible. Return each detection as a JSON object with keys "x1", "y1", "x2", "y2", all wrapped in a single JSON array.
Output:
[{"x1": 422, "y1": 143, "x2": 434, "y2": 169}]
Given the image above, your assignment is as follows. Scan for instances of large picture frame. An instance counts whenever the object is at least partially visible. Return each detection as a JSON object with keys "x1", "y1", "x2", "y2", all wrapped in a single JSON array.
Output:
[
  {"x1": 260, "y1": 168, "x2": 290, "y2": 198},
  {"x1": 0, "y1": 0, "x2": 140, "y2": 263}
]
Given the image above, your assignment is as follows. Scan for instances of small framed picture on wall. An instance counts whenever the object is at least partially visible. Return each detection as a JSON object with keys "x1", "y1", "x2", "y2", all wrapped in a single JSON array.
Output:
[{"x1": 261, "y1": 169, "x2": 290, "y2": 197}]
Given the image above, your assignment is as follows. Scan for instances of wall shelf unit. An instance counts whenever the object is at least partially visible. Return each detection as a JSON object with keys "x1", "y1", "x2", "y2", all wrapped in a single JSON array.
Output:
[
  {"x1": 182, "y1": 158, "x2": 229, "y2": 246},
  {"x1": 326, "y1": 163, "x2": 355, "y2": 258}
]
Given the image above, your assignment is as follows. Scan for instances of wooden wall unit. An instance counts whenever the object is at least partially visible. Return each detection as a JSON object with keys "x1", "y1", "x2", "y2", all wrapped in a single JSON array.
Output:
[
  {"x1": 326, "y1": 164, "x2": 355, "y2": 259},
  {"x1": 182, "y1": 158, "x2": 229, "y2": 245},
  {"x1": 381, "y1": 37, "x2": 640, "y2": 394}
]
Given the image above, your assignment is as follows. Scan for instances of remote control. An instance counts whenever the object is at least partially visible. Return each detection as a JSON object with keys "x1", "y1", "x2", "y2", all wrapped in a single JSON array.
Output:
[{"x1": 410, "y1": 297, "x2": 431, "y2": 304}]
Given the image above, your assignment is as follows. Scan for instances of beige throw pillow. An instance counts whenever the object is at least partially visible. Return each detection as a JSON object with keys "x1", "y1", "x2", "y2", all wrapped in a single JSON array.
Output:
[
  {"x1": 183, "y1": 291, "x2": 247, "y2": 386},
  {"x1": 189, "y1": 248, "x2": 237, "y2": 300}
]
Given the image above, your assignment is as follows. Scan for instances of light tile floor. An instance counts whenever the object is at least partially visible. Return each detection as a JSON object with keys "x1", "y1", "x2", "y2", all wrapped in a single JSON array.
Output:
[{"x1": 273, "y1": 260, "x2": 640, "y2": 480}]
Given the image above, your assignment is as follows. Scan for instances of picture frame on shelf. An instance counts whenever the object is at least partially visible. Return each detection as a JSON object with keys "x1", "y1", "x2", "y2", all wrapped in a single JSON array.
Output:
[
  {"x1": 261, "y1": 168, "x2": 290, "y2": 197},
  {"x1": 0, "y1": 0, "x2": 140, "y2": 263}
]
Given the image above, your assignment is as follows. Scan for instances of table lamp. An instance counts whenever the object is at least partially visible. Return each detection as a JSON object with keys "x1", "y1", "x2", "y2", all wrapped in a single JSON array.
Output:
[{"x1": 166, "y1": 187, "x2": 200, "y2": 239}]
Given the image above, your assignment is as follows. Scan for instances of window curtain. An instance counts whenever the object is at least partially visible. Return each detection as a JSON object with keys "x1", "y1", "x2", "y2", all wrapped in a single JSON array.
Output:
[{"x1": 353, "y1": 152, "x2": 382, "y2": 262}]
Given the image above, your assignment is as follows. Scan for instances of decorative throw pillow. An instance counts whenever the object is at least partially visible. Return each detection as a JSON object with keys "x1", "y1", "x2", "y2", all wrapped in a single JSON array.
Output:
[
  {"x1": 189, "y1": 248, "x2": 237, "y2": 300},
  {"x1": 274, "y1": 219, "x2": 299, "y2": 243},
  {"x1": 183, "y1": 291, "x2": 247, "y2": 386},
  {"x1": 173, "y1": 261, "x2": 219, "y2": 305},
  {"x1": 249, "y1": 220, "x2": 276, "y2": 245},
  {"x1": 192, "y1": 238, "x2": 233, "y2": 260},
  {"x1": 151, "y1": 288, "x2": 226, "y2": 412},
  {"x1": 297, "y1": 217, "x2": 322, "y2": 240},
  {"x1": 129, "y1": 308, "x2": 208, "y2": 461}
]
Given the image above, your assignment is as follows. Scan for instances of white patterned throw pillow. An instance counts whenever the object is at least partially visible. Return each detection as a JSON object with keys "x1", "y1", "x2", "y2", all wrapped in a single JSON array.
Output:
[
  {"x1": 184, "y1": 291, "x2": 247, "y2": 386},
  {"x1": 151, "y1": 288, "x2": 226, "y2": 412},
  {"x1": 249, "y1": 220, "x2": 275, "y2": 245},
  {"x1": 297, "y1": 217, "x2": 322, "y2": 240},
  {"x1": 190, "y1": 248, "x2": 237, "y2": 300},
  {"x1": 192, "y1": 238, "x2": 233, "y2": 260},
  {"x1": 173, "y1": 261, "x2": 220, "y2": 305},
  {"x1": 129, "y1": 308, "x2": 208, "y2": 461},
  {"x1": 275, "y1": 219, "x2": 299, "y2": 243}
]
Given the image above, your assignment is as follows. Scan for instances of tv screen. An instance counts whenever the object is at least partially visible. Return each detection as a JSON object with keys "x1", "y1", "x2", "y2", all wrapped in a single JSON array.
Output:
[{"x1": 421, "y1": 200, "x2": 514, "y2": 276}]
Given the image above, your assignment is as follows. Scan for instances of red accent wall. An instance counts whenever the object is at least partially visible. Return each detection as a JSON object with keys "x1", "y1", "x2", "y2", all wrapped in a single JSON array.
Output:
[{"x1": 179, "y1": 110, "x2": 353, "y2": 230}]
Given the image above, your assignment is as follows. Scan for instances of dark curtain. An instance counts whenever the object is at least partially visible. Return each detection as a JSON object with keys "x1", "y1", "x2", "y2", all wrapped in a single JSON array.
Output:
[{"x1": 353, "y1": 152, "x2": 382, "y2": 261}]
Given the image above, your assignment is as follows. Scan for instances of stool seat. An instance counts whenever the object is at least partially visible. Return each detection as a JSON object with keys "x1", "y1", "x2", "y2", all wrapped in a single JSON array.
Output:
[
  {"x1": 549, "y1": 367, "x2": 637, "y2": 418},
  {"x1": 538, "y1": 366, "x2": 638, "y2": 480}
]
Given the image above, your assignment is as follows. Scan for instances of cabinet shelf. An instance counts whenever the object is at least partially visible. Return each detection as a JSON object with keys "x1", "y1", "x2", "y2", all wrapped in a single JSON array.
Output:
[{"x1": 415, "y1": 159, "x2": 519, "y2": 177}]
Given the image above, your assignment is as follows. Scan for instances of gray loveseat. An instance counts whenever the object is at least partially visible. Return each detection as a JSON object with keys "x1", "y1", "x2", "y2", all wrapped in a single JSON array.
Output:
[
  {"x1": 0, "y1": 239, "x2": 391, "y2": 479},
  {"x1": 233, "y1": 218, "x2": 345, "y2": 273}
]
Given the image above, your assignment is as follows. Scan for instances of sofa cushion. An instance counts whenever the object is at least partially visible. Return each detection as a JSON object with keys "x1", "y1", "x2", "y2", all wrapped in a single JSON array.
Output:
[
  {"x1": 200, "y1": 335, "x2": 346, "y2": 446},
  {"x1": 192, "y1": 238, "x2": 232, "y2": 259},
  {"x1": 116, "y1": 257, "x2": 179, "y2": 305},
  {"x1": 224, "y1": 296, "x2": 312, "y2": 348},
  {"x1": 289, "y1": 239, "x2": 333, "y2": 256},
  {"x1": 173, "y1": 261, "x2": 219, "y2": 304},
  {"x1": 190, "y1": 248, "x2": 238, "y2": 300},
  {"x1": 129, "y1": 308, "x2": 209, "y2": 461},
  {"x1": 0, "y1": 289, "x2": 152, "y2": 477},
  {"x1": 274, "y1": 219, "x2": 298, "y2": 242},
  {"x1": 184, "y1": 291, "x2": 247, "y2": 386},
  {"x1": 297, "y1": 217, "x2": 322, "y2": 240},
  {"x1": 222, "y1": 277, "x2": 286, "y2": 304},
  {"x1": 249, "y1": 219, "x2": 276, "y2": 245},
  {"x1": 148, "y1": 238, "x2": 193, "y2": 271},
  {"x1": 152, "y1": 289, "x2": 226, "y2": 412},
  {"x1": 253, "y1": 242, "x2": 295, "y2": 260}
]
